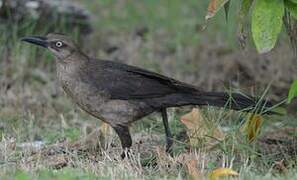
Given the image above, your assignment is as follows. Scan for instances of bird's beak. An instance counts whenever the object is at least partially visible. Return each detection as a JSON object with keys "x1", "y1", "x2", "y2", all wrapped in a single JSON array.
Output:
[{"x1": 21, "y1": 36, "x2": 48, "y2": 48}]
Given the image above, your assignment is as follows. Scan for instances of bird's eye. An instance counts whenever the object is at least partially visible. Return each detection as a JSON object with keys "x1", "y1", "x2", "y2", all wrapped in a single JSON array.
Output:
[{"x1": 55, "y1": 41, "x2": 63, "y2": 48}]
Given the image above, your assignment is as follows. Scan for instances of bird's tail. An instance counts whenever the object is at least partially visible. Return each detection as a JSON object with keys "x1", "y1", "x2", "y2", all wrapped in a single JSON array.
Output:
[
  {"x1": 191, "y1": 92, "x2": 275, "y2": 114},
  {"x1": 158, "y1": 91, "x2": 277, "y2": 114}
]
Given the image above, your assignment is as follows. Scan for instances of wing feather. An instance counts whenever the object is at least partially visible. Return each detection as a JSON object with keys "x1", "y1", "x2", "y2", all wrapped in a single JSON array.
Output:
[{"x1": 87, "y1": 59, "x2": 199, "y2": 100}]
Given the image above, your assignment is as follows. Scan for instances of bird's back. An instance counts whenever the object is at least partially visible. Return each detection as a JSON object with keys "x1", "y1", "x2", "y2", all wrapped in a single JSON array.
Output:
[{"x1": 83, "y1": 58, "x2": 201, "y2": 100}]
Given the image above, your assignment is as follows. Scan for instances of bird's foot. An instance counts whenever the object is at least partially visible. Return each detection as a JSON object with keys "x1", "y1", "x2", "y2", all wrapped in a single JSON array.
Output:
[{"x1": 120, "y1": 148, "x2": 132, "y2": 159}]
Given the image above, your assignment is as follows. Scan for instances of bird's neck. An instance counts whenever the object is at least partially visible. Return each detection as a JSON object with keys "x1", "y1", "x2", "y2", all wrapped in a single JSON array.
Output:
[{"x1": 55, "y1": 51, "x2": 90, "y2": 80}]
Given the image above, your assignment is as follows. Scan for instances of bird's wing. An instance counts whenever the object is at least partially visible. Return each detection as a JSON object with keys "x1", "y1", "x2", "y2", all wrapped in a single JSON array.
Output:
[{"x1": 88, "y1": 59, "x2": 199, "y2": 100}]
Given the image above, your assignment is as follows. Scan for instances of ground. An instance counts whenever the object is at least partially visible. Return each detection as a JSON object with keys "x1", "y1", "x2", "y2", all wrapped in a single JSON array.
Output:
[{"x1": 0, "y1": 0, "x2": 296, "y2": 179}]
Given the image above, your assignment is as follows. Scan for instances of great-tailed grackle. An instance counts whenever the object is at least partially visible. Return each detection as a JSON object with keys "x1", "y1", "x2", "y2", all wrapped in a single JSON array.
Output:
[{"x1": 21, "y1": 33, "x2": 273, "y2": 157}]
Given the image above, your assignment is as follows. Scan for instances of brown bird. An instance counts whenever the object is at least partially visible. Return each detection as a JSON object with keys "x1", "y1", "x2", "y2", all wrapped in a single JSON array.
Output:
[{"x1": 21, "y1": 33, "x2": 273, "y2": 158}]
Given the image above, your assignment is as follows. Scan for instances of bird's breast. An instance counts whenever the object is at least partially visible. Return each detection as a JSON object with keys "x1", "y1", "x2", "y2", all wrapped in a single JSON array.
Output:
[{"x1": 56, "y1": 63, "x2": 108, "y2": 114}]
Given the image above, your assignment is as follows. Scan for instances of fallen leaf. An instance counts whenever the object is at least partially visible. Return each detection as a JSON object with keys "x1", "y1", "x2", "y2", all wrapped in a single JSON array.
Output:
[
  {"x1": 180, "y1": 108, "x2": 225, "y2": 149},
  {"x1": 241, "y1": 114, "x2": 263, "y2": 143},
  {"x1": 209, "y1": 167, "x2": 239, "y2": 180},
  {"x1": 186, "y1": 159, "x2": 203, "y2": 180},
  {"x1": 206, "y1": 0, "x2": 230, "y2": 20}
]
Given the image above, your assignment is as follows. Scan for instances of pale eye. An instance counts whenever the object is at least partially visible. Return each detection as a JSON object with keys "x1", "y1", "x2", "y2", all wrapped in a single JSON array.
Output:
[{"x1": 55, "y1": 41, "x2": 63, "y2": 48}]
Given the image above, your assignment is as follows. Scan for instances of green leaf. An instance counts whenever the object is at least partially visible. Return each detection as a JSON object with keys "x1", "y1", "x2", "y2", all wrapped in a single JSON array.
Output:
[
  {"x1": 252, "y1": 0, "x2": 285, "y2": 53},
  {"x1": 288, "y1": 80, "x2": 297, "y2": 103},
  {"x1": 290, "y1": 0, "x2": 297, "y2": 4},
  {"x1": 285, "y1": 0, "x2": 297, "y2": 19},
  {"x1": 224, "y1": 1, "x2": 231, "y2": 22}
]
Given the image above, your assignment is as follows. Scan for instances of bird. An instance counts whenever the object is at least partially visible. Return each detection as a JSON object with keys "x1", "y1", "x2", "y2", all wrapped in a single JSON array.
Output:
[{"x1": 21, "y1": 33, "x2": 274, "y2": 158}]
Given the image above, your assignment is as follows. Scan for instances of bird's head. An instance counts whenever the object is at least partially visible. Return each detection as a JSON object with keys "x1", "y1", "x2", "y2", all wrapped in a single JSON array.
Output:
[{"x1": 21, "y1": 33, "x2": 79, "y2": 60}]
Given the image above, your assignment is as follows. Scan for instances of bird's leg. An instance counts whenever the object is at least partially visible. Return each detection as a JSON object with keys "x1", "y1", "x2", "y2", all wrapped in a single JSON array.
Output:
[
  {"x1": 113, "y1": 125, "x2": 132, "y2": 159},
  {"x1": 161, "y1": 108, "x2": 173, "y2": 154}
]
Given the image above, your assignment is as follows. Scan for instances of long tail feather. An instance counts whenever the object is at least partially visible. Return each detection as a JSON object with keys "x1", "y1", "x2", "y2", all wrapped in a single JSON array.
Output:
[{"x1": 196, "y1": 92, "x2": 274, "y2": 114}]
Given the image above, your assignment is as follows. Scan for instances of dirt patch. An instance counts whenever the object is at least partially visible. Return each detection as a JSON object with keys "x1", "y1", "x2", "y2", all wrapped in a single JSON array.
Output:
[{"x1": 258, "y1": 128, "x2": 297, "y2": 163}]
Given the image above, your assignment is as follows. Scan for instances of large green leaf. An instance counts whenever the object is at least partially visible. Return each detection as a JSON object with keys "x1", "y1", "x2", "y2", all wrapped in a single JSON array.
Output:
[
  {"x1": 252, "y1": 0, "x2": 285, "y2": 53},
  {"x1": 285, "y1": 0, "x2": 297, "y2": 19},
  {"x1": 288, "y1": 80, "x2": 297, "y2": 103},
  {"x1": 290, "y1": 0, "x2": 297, "y2": 4}
]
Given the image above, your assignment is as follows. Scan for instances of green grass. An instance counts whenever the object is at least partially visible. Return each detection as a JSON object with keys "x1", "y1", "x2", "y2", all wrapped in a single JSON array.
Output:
[{"x1": 0, "y1": 0, "x2": 296, "y2": 179}]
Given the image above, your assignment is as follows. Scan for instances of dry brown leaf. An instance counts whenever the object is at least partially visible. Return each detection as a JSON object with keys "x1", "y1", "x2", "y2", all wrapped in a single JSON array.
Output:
[
  {"x1": 209, "y1": 167, "x2": 239, "y2": 180},
  {"x1": 180, "y1": 108, "x2": 225, "y2": 149},
  {"x1": 186, "y1": 159, "x2": 203, "y2": 180},
  {"x1": 241, "y1": 114, "x2": 263, "y2": 143},
  {"x1": 206, "y1": 0, "x2": 230, "y2": 20}
]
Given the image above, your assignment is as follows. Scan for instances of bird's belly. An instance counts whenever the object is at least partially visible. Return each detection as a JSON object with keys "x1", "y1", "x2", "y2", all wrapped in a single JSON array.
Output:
[
  {"x1": 60, "y1": 80, "x2": 152, "y2": 126},
  {"x1": 61, "y1": 80, "x2": 108, "y2": 119}
]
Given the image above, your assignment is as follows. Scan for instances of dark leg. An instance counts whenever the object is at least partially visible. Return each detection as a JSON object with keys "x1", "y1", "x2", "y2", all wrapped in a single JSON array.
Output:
[
  {"x1": 113, "y1": 125, "x2": 132, "y2": 159},
  {"x1": 161, "y1": 108, "x2": 173, "y2": 153}
]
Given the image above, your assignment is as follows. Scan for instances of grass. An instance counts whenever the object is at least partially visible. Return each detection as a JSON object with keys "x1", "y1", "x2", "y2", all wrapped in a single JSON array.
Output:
[{"x1": 0, "y1": 0, "x2": 296, "y2": 179}]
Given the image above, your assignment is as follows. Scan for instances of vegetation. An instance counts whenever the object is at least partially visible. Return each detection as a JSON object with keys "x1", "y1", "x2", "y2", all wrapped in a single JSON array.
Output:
[
  {"x1": 0, "y1": 0, "x2": 296, "y2": 179},
  {"x1": 205, "y1": 0, "x2": 297, "y2": 104}
]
